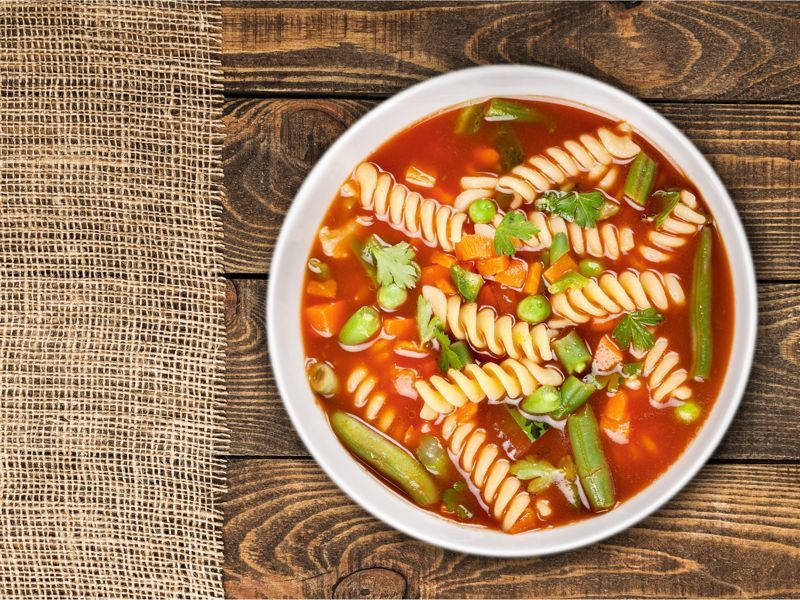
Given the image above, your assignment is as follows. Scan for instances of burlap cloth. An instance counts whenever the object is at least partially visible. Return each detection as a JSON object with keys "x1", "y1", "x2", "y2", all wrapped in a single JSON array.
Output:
[{"x1": 0, "y1": 2, "x2": 226, "y2": 597}]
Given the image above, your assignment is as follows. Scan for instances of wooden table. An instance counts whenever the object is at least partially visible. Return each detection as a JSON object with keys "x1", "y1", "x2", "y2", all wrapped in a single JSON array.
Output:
[{"x1": 219, "y1": 2, "x2": 800, "y2": 597}]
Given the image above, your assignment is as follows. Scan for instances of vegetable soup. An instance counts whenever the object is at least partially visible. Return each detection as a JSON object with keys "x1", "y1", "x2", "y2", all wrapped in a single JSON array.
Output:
[{"x1": 301, "y1": 98, "x2": 733, "y2": 533}]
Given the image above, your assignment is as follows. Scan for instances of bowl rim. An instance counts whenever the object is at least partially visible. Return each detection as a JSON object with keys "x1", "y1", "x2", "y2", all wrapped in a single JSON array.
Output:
[{"x1": 266, "y1": 65, "x2": 757, "y2": 557}]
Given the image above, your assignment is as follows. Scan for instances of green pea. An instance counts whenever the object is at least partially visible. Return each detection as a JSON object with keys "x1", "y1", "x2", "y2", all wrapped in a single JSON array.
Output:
[
  {"x1": 522, "y1": 385, "x2": 561, "y2": 414},
  {"x1": 578, "y1": 258, "x2": 604, "y2": 278},
  {"x1": 468, "y1": 198, "x2": 497, "y2": 224},
  {"x1": 338, "y1": 306, "x2": 381, "y2": 345},
  {"x1": 378, "y1": 284, "x2": 408, "y2": 310},
  {"x1": 308, "y1": 362, "x2": 338, "y2": 396},
  {"x1": 674, "y1": 401, "x2": 702, "y2": 424},
  {"x1": 517, "y1": 295, "x2": 551, "y2": 324}
]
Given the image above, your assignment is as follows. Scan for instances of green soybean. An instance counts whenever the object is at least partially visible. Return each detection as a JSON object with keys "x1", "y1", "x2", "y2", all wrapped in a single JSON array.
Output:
[
  {"x1": 338, "y1": 306, "x2": 381, "y2": 345},
  {"x1": 675, "y1": 401, "x2": 702, "y2": 424},
  {"x1": 468, "y1": 199, "x2": 497, "y2": 224},
  {"x1": 331, "y1": 411, "x2": 440, "y2": 506},
  {"x1": 378, "y1": 284, "x2": 407, "y2": 310},
  {"x1": 568, "y1": 405, "x2": 615, "y2": 511},
  {"x1": 517, "y1": 295, "x2": 551, "y2": 324},
  {"x1": 578, "y1": 258, "x2": 604, "y2": 278}
]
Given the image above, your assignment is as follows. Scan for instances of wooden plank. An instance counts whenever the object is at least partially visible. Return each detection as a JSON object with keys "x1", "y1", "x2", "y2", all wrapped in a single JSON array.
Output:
[
  {"x1": 222, "y1": 459, "x2": 800, "y2": 598},
  {"x1": 225, "y1": 278, "x2": 800, "y2": 460},
  {"x1": 221, "y1": 1, "x2": 800, "y2": 101},
  {"x1": 221, "y1": 98, "x2": 800, "y2": 279}
]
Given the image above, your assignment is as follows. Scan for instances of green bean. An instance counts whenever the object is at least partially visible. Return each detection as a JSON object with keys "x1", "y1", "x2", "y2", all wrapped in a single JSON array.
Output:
[
  {"x1": 484, "y1": 99, "x2": 552, "y2": 125},
  {"x1": 454, "y1": 103, "x2": 485, "y2": 135},
  {"x1": 568, "y1": 405, "x2": 615, "y2": 511},
  {"x1": 553, "y1": 330, "x2": 591, "y2": 374},
  {"x1": 551, "y1": 375, "x2": 595, "y2": 420},
  {"x1": 624, "y1": 152, "x2": 657, "y2": 206},
  {"x1": 550, "y1": 232, "x2": 569, "y2": 264},
  {"x1": 415, "y1": 434, "x2": 452, "y2": 478},
  {"x1": 495, "y1": 124, "x2": 524, "y2": 171},
  {"x1": 517, "y1": 295, "x2": 551, "y2": 324},
  {"x1": 307, "y1": 362, "x2": 338, "y2": 396},
  {"x1": 691, "y1": 227, "x2": 713, "y2": 378},
  {"x1": 468, "y1": 199, "x2": 496, "y2": 224},
  {"x1": 331, "y1": 411, "x2": 440, "y2": 506},
  {"x1": 599, "y1": 200, "x2": 620, "y2": 220},
  {"x1": 338, "y1": 306, "x2": 381, "y2": 345},
  {"x1": 578, "y1": 258, "x2": 604, "y2": 278},
  {"x1": 378, "y1": 284, "x2": 407, "y2": 310}
]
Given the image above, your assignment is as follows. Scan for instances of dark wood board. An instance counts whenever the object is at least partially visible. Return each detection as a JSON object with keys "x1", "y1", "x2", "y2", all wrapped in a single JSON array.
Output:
[{"x1": 221, "y1": 2, "x2": 800, "y2": 101}]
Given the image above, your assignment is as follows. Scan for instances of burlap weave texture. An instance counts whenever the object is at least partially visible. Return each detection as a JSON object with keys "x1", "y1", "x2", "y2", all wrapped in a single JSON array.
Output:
[{"x1": 0, "y1": 2, "x2": 226, "y2": 597}]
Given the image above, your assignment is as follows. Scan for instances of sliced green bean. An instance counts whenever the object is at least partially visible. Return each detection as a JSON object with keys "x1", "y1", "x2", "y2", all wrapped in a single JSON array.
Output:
[
  {"x1": 553, "y1": 330, "x2": 592, "y2": 374},
  {"x1": 691, "y1": 227, "x2": 713, "y2": 378},
  {"x1": 624, "y1": 152, "x2": 657, "y2": 206},
  {"x1": 454, "y1": 103, "x2": 485, "y2": 135},
  {"x1": 308, "y1": 362, "x2": 338, "y2": 396},
  {"x1": 415, "y1": 434, "x2": 452, "y2": 478},
  {"x1": 550, "y1": 231, "x2": 569, "y2": 264},
  {"x1": 568, "y1": 405, "x2": 615, "y2": 511},
  {"x1": 551, "y1": 375, "x2": 595, "y2": 420},
  {"x1": 331, "y1": 411, "x2": 440, "y2": 506},
  {"x1": 338, "y1": 306, "x2": 381, "y2": 345},
  {"x1": 495, "y1": 124, "x2": 524, "y2": 171},
  {"x1": 522, "y1": 384, "x2": 560, "y2": 414}
]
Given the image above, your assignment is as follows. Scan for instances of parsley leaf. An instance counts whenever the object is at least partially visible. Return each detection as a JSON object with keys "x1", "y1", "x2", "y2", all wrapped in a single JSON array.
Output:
[
  {"x1": 367, "y1": 239, "x2": 420, "y2": 290},
  {"x1": 651, "y1": 190, "x2": 681, "y2": 229},
  {"x1": 434, "y1": 330, "x2": 473, "y2": 372},
  {"x1": 507, "y1": 406, "x2": 550, "y2": 442},
  {"x1": 612, "y1": 308, "x2": 664, "y2": 352},
  {"x1": 493, "y1": 211, "x2": 539, "y2": 256},
  {"x1": 416, "y1": 296, "x2": 441, "y2": 344},
  {"x1": 536, "y1": 190, "x2": 604, "y2": 228},
  {"x1": 622, "y1": 362, "x2": 643, "y2": 377}
]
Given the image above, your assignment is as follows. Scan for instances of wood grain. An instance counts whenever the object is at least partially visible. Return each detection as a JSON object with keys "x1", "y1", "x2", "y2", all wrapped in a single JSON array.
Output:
[
  {"x1": 221, "y1": 1, "x2": 800, "y2": 100},
  {"x1": 225, "y1": 278, "x2": 800, "y2": 461},
  {"x1": 221, "y1": 99, "x2": 800, "y2": 279},
  {"x1": 222, "y1": 459, "x2": 800, "y2": 598}
]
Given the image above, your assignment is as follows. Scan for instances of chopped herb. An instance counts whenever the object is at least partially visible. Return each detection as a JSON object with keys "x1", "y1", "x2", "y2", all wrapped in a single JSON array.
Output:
[
  {"x1": 622, "y1": 362, "x2": 643, "y2": 377},
  {"x1": 434, "y1": 331, "x2": 473, "y2": 372},
  {"x1": 507, "y1": 405, "x2": 549, "y2": 442},
  {"x1": 536, "y1": 190, "x2": 605, "y2": 228},
  {"x1": 493, "y1": 211, "x2": 539, "y2": 256},
  {"x1": 651, "y1": 190, "x2": 681, "y2": 229},
  {"x1": 367, "y1": 238, "x2": 420, "y2": 290},
  {"x1": 613, "y1": 308, "x2": 664, "y2": 352},
  {"x1": 416, "y1": 296, "x2": 442, "y2": 344}
]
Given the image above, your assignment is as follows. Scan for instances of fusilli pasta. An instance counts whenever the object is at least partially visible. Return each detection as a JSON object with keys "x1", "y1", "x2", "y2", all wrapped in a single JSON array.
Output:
[
  {"x1": 641, "y1": 337, "x2": 692, "y2": 403},
  {"x1": 442, "y1": 414, "x2": 532, "y2": 531},
  {"x1": 347, "y1": 366, "x2": 396, "y2": 434},
  {"x1": 639, "y1": 190, "x2": 706, "y2": 263},
  {"x1": 415, "y1": 357, "x2": 564, "y2": 417},
  {"x1": 455, "y1": 122, "x2": 640, "y2": 210},
  {"x1": 551, "y1": 270, "x2": 685, "y2": 324},
  {"x1": 525, "y1": 211, "x2": 635, "y2": 259},
  {"x1": 422, "y1": 285, "x2": 555, "y2": 362},
  {"x1": 342, "y1": 162, "x2": 467, "y2": 252}
]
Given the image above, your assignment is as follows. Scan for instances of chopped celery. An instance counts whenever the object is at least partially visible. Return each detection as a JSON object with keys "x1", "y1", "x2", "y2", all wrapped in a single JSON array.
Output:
[
  {"x1": 650, "y1": 190, "x2": 681, "y2": 228},
  {"x1": 548, "y1": 271, "x2": 590, "y2": 294},
  {"x1": 553, "y1": 331, "x2": 591, "y2": 374}
]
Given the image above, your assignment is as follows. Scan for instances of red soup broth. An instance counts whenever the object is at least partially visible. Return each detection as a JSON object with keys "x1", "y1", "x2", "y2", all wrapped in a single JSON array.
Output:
[{"x1": 300, "y1": 98, "x2": 734, "y2": 533}]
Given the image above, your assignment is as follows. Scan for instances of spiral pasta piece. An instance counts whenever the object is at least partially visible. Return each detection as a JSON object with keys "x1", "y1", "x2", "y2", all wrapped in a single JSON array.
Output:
[
  {"x1": 551, "y1": 270, "x2": 685, "y2": 324},
  {"x1": 526, "y1": 211, "x2": 635, "y2": 260},
  {"x1": 422, "y1": 285, "x2": 555, "y2": 362},
  {"x1": 442, "y1": 414, "x2": 531, "y2": 531},
  {"x1": 415, "y1": 358, "x2": 564, "y2": 417},
  {"x1": 455, "y1": 122, "x2": 640, "y2": 210},
  {"x1": 347, "y1": 366, "x2": 396, "y2": 434},
  {"x1": 641, "y1": 338, "x2": 692, "y2": 403},
  {"x1": 640, "y1": 190, "x2": 707, "y2": 263},
  {"x1": 341, "y1": 162, "x2": 467, "y2": 252}
]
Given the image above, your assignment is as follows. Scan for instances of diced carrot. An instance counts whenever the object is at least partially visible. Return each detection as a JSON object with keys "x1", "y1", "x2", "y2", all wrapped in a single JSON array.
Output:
[
  {"x1": 306, "y1": 279, "x2": 337, "y2": 299},
  {"x1": 430, "y1": 250, "x2": 457, "y2": 269},
  {"x1": 305, "y1": 301, "x2": 348, "y2": 338},
  {"x1": 421, "y1": 264, "x2": 456, "y2": 295},
  {"x1": 522, "y1": 261, "x2": 543, "y2": 295},
  {"x1": 640, "y1": 434, "x2": 658, "y2": 454},
  {"x1": 476, "y1": 254, "x2": 510, "y2": 277},
  {"x1": 455, "y1": 403, "x2": 478, "y2": 424},
  {"x1": 543, "y1": 253, "x2": 578, "y2": 284},
  {"x1": 600, "y1": 390, "x2": 630, "y2": 443},
  {"x1": 455, "y1": 234, "x2": 495, "y2": 261},
  {"x1": 604, "y1": 390, "x2": 629, "y2": 422},
  {"x1": 384, "y1": 317, "x2": 416, "y2": 340},
  {"x1": 484, "y1": 281, "x2": 518, "y2": 314},
  {"x1": 508, "y1": 507, "x2": 539, "y2": 534},
  {"x1": 592, "y1": 334, "x2": 623, "y2": 372},
  {"x1": 473, "y1": 145, "x2": 501, "y2": 169},
  {"x1": 493, "y1": 259, "x2": 527, "y2": 289}
]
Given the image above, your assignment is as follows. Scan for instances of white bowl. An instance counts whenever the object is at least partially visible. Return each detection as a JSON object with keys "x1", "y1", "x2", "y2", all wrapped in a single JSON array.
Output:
[{"x1": 267, "y1": 65, "x2": 757, "y2": 556}]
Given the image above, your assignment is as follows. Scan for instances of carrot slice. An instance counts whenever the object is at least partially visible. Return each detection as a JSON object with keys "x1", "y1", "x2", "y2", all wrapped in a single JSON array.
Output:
[
  {"x1": 473, "y1": 145, "x2": 500, "y2": 169},
  {"x1": 455, "y1": 234, "x2": 495, "y2": 261},
  {"x1": 476, "y1": 254, "x2": 510, "y2": 277},
  {"x1": 455, "y1": 403, "x2": 478, "y2": 424},
  {"x1": 306, "y1": 279, "x2": 337, "y2": 299},
  {"x1": 493, "y1": 259, "x2": 527, "y2": 289},
  {"x1": 600, "y1": 390, "x2": 631, "y2": 443},
  {"x1": 543, "y1": 253, "x2": 578, "y2": 284},
  {"x1": 522, "y1": 261, "x2": 543, "y2": 295},
  {"x1": 305, "y1": 301, "x2": 348, "y2": 338},
  {"x1": 384, "y1": 317, "x2": 416, "y2": 340},
  {"x1": 592, "y1": 334, "x2": 623, "y2": 372},
  {"x1": 430, "y1": 251, "x2": 457, "y2": 269},
  {"x1": 508, "y1": 507, "x2": 539, "y2": 534}
]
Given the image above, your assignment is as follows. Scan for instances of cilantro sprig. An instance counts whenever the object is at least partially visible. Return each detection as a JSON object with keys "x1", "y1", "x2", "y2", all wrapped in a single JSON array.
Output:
[
  {"x1": 612, "y1": 308, "x2": 664, "y2": 352},
  {"x1": 536, "y1": 190, "x2": 605, "y2": 228},
  {"x1": 651, "y1": 190, "x2": 681, "y2": 229},
  {"x1": 416, "y1": 296, "x2": 473, "y2": 371},
  {"x1": 365, "y1": 237, "x2": 420, "y2": 290},
  {"x1": 493, "y1": 211, "x2": 539, "y2": 256},
  {"x1": 416, "y1": 296, "x2": 441, "y2": 344}
]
